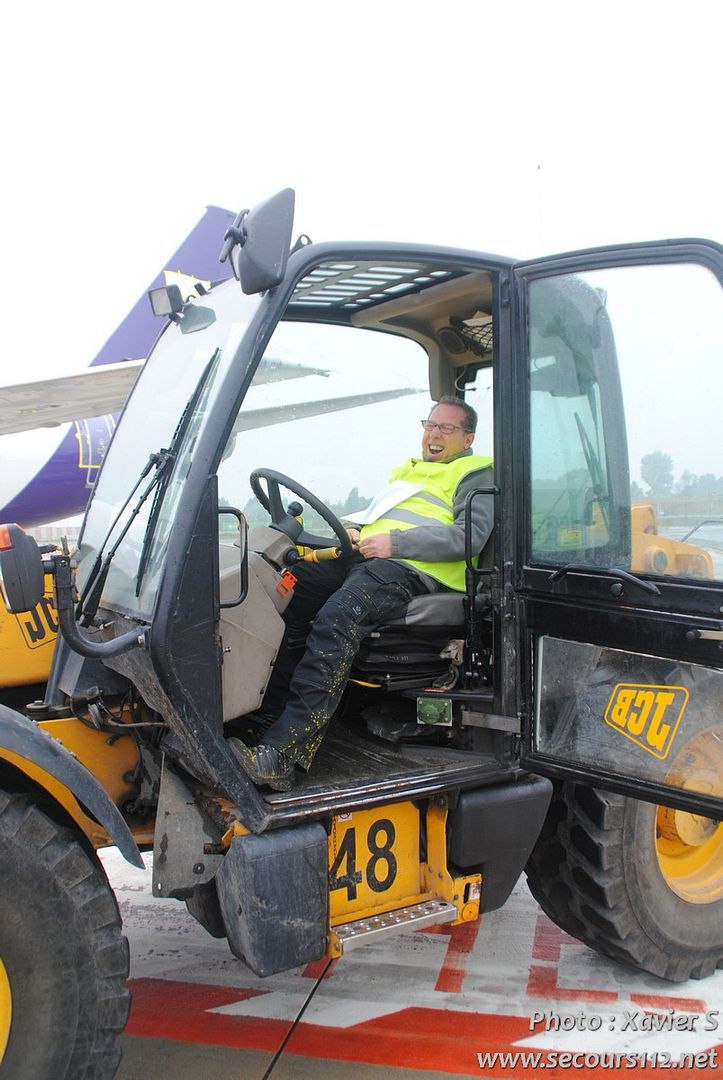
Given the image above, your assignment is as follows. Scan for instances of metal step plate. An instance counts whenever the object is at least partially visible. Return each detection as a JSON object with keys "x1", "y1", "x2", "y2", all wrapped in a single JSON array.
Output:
[{"x1": 334, "y1": 899, "x2": 457, "y2": 952}]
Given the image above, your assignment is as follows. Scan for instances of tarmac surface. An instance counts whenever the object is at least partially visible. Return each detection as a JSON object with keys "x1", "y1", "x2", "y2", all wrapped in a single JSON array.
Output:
[{"x1": 101, "y1": 850, "x2": 723, "y2": 1080}]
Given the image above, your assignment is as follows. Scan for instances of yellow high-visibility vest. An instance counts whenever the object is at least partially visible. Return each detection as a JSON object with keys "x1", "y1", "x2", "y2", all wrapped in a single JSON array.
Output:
[{"x1": 360, "y1": 454, "x2": 493, "y2": 591}]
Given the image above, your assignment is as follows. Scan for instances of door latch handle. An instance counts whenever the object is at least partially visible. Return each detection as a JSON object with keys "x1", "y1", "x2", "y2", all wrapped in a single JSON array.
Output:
[{"x1": 685, "y1": 627, "x2": 723, "y2": 642}]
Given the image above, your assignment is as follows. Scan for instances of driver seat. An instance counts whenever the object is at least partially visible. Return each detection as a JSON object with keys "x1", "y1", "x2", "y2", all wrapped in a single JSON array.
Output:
[
  {"x1": 351, "y1": 476, "x2": 495, "y2": 694},
  {"x1": 352, "y1": 486, "x2": 495, "y2": 690},
  {"x1": 352, "y1": 587, "x2": 492, "y2": 691}
]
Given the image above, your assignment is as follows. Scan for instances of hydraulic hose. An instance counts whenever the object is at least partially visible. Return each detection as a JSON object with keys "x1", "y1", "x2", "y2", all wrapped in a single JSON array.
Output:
[{"x1": 53, "y1": 555, "x2": 149, "y2": 659}]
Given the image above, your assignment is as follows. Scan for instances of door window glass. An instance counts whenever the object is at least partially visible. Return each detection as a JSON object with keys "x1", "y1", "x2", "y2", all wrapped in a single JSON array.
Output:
[
  {"x1": 536, "y1": 636, "x2": 723, "y2": 806},
  {"x1": 528, "y1": 263, "x2": 723, "y2": 582}
]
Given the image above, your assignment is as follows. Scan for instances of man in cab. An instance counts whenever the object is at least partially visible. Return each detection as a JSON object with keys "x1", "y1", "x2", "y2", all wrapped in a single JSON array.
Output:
[{"x1": 231, "y1": 397, "x2": 494, "y2": 790}]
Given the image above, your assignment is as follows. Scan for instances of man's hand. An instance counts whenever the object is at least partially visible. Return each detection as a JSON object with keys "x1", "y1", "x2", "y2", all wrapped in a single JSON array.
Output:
[
  {"x1": 359, "y1": 533, "x2": 392, "y2": 559},
  {"x1": 346, "y1": 527, "x2": 361, "y2": 550}
]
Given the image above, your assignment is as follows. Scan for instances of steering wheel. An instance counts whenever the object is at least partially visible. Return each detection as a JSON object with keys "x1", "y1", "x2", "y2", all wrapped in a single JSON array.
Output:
[{"x1": 249, "y1": 468, "x2": 354, "y2": 556}]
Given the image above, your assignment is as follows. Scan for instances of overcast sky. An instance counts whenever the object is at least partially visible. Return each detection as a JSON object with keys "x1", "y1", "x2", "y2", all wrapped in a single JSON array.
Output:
[{"x1": 2, "y1": 0, "x2": 720, "y2": 377}]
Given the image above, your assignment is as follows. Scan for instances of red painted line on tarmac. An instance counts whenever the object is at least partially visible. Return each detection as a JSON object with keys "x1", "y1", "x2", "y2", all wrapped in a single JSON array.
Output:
[
  {"x1": 291, "y1": 1007, "x2": 530, "y2": 1075},
  {"x1": 126, "y1": 979, "x2": 275, "y2": 1045},
  {"x1": 126, "y1": 985, "x2": 526, "y2": 1075},
  {"x1": 531, "y1": 912, "x2": 576, "y2": 962},
  {"x1": 125, "y1": 981, "x2": 722, "y2": 1078},
  {"x1": 301, "y1": 957, "x2": 337, "y2": 979},
  {"x1": 434, "y1": 920, "x2": 482, "y2": 993},
  {"x1": 526, "y1": 963, "x2": 618, "y2": 1003},
  {"x1": 527, "y1": 914, "x2": 618, "y2": 1003},
  {"x1": 528, "y1": 917, "x2": 712, "y2": 1013},
  {"x1": 630, "y1": 992, "x2": 707, "y2": 1012}
]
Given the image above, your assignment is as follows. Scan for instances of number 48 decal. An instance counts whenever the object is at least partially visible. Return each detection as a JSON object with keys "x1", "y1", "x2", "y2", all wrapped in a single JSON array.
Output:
[{"x1": 329, "y1": 818, "x2": 398, "y2": 899}]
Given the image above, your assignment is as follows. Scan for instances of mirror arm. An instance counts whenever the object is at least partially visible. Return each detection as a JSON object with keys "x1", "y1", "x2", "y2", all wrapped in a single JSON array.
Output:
[{"x1": 219, "y1": 209, "x2": 249, "y2": 274}]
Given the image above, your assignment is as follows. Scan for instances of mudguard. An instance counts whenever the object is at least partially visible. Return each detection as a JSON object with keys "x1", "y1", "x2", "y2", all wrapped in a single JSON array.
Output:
[{"x1": 0, "y1": 703, "x2": 144, "y2": 867}]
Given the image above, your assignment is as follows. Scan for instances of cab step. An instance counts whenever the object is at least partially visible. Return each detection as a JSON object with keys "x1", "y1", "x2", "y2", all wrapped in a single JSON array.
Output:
[{"x1": 334, "y1": 898, "x2": 457, "y2": 952}]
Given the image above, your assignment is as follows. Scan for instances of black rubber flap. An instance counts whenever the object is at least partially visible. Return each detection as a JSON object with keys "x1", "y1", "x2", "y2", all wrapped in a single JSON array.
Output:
[{"x1": 216, "y1": 822, "x2": 328, "y2": 976}]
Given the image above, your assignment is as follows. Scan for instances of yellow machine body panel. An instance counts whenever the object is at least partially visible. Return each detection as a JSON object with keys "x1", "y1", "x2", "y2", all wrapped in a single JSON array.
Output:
[
  {"x1": 583, "y1": 503, "x2": 714, "y2": 579},
  {"x1": 327, "y1": 797, "x2": 481, "y2": 957},
  {"x1": 0, "y1": 717, "x2": 153, "y2": 848},
  {"x1": 328, "y1": 802, "x2": 423, "y2": 922},
  {"x1": 35, "y1": 718, "x2": 139, "y2": 808},
  {"x1": 0, "y1": 577, "x2": 57, "y2": 687}
]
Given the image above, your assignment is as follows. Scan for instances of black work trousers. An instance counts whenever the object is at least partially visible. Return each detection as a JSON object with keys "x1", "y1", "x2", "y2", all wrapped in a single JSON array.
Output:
[{"x1": 260, "y1": 555, "x2": 427, "y2": 770}]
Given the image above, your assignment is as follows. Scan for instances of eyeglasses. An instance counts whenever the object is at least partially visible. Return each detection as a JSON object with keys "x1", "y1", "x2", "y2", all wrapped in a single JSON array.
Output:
[{"x1": 421, "y1": 419, "x2": 471, "y2": 435}]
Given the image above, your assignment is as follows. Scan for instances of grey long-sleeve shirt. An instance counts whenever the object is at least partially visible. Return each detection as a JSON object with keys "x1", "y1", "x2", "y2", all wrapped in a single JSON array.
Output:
[{"x1": 388, "y1": 451, "x2": 495, "y2": 591}]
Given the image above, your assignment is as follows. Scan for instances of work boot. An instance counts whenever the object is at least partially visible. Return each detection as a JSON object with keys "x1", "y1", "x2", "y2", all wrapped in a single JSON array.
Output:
[{"x1": 229, "y1": 738, "x2": 296, "y2": 792}]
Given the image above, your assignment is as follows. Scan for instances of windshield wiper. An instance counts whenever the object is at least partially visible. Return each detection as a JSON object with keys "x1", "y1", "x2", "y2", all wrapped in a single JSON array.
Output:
[
  {"x1": 574, "y1": 412, "x2": 609, "y2": 529},
  {"x1": 77, "y1": 451, "x2": 161, "y2": 619},
  {"x1": 78, "y1": 449, "x2": 175, "y2": 625},
  {"x1": 134, "y1": 350, "x2": 220, "y2": 597}
]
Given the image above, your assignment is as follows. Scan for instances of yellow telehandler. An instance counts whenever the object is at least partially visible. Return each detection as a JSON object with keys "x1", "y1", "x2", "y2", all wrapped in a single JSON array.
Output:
[{"x1": 0, "y1": 191, "x2": 721, "y2": 1077}]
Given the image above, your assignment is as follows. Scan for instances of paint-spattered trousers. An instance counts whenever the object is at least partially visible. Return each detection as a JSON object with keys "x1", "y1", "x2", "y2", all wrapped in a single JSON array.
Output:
[{"x1": 260, "y1": 555, "x2": 427, "y2": 771}]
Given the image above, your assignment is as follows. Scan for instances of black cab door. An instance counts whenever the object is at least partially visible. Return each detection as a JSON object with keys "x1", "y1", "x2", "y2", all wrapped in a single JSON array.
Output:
[{"x1": 509, "y1": 240, "x2": 723, "y2": 819}]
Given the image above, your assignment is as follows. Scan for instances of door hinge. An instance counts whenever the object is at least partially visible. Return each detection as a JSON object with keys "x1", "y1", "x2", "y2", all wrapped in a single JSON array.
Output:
[{"x1": 503, "y1": 581, "x2": 516, "y2": 621}]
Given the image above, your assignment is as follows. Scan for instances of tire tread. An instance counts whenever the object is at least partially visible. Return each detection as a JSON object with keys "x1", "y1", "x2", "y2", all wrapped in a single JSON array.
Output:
[
  {"x1": 525, "y1": 782, "x2": 723, "y2": 982},
  {"x1": 0, "y1": 789, "x2": 129, "y2": 1079}
]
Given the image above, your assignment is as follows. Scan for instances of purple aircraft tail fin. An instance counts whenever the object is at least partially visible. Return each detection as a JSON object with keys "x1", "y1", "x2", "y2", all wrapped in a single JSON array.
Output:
[
  {"x1": 91, "y1": 204, "x2": 236, "y2": 368},
  {"x1": 4, "y1": 205, "x2": 235, "y2": 527}
]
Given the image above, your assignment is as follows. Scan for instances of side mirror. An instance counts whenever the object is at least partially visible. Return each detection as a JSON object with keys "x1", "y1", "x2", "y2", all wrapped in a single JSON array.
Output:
[
  {"x1": 221, "y1": 189, "x2": 295, "y2": 295},
  {"x1": 148, "y1": 284, "x2": 216, "y2": 335},
  {"x1": 148, "y1": 284, "x2": 184, "y2": 317},
  {"x1": 0, "y1": 524, "x2": 45, "y2": 613}
]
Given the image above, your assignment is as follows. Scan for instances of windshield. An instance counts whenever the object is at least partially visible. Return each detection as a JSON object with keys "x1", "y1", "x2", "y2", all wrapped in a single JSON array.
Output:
[
  {"x1": 76, "y1": 281, "x2": 261, "y2": 617},
  {"x1": 216, "y1": 320, "x2": 493, "y2": 537}
]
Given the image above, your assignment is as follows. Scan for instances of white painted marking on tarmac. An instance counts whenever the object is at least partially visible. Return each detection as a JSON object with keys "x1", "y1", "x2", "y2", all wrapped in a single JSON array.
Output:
[
  {"x1": 100, "y1": 844, "x2": 723, "y2": 1063},
  {"x1": 210, "y1": 993, "x2": 402, "y2": 1028},
  {"x1": 517, "y1": 1020, "x2": 719, "y2": 1058}
]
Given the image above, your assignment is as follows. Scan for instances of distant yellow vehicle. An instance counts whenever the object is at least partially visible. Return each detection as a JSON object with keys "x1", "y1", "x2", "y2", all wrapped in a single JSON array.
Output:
[{"x1": 631, "y1": 503, "x2": 714, "y2": 578}]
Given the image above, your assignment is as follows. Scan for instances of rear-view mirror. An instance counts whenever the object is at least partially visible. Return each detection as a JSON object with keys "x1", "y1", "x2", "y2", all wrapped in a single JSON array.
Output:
[{"x1": 233, "y1": 188, "x2": 295, "y2": 295}]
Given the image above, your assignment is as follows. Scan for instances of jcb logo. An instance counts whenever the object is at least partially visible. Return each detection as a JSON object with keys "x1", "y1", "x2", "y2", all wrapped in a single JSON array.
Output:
[
  {"x1": 16, "y1": 595, "x2": 58, "y2": 649},
  {"x1": 604, "y1": 683, "x2": 688, "y2": 759}
]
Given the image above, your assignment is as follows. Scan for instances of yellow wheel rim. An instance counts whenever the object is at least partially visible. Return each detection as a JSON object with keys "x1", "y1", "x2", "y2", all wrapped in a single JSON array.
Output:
[
  {"x1": 656, "y1": 727, "x2": 723, "y2": 904},
  {"x1": 0, "y1": 956, "x2": 11, "y2": 1063}
]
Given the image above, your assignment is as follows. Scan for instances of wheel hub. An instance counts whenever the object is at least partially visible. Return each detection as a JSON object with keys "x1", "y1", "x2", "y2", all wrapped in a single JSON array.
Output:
[
  {"x1": 656, "y1": 730, "x2": 723, "y2": 904},
  {"x1": 0, "y1": 956, "x2": 11, "y2": 1063}
]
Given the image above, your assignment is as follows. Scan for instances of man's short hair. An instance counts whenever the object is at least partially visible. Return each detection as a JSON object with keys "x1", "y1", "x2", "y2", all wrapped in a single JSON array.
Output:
[{"x1": 433, "y1": 395, "x2": 478, "y2": 433}]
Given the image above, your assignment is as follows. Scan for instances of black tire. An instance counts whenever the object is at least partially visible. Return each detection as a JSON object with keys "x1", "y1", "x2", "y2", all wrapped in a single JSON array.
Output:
[
  {"x1": 525, "y1": 782, "x2": 723, "y2": 982},
  {"x1": 0, "y1": 789, "x2": 130, "y2": 1079}
]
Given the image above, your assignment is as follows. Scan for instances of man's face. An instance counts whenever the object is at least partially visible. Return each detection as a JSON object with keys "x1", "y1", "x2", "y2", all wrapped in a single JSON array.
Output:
[{"x1": 421, "y1": 403, "x2": 474, "y2": 462}]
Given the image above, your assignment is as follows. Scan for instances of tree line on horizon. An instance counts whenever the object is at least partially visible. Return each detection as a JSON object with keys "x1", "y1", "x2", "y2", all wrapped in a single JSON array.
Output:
[{"x1": 632, "y1": 451, "x2": 723, "y2": 501}]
